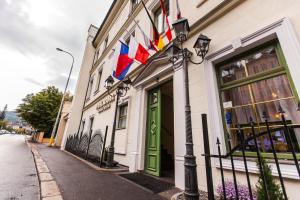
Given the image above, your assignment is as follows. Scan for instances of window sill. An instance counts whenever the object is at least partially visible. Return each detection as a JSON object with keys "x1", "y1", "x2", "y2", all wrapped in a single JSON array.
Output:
[
  {"x1": 116, "y1": 128, "x2": 126, "y2": 131},
  {"x1": 215, "y1": 158, "x2": 300, "y2": 180}
]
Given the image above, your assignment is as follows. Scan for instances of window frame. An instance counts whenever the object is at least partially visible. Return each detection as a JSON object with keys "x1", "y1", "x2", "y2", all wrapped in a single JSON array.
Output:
[
  {"x1": 130, "y1": 0, "x2": 138, "y2": 13},
  {"x1": 216, "y1": 40, "x2": 300, "y2": 159},
  {"x1": 153, "y1": 0, "x2": 170, "y2": 34},
  {"x1": 94, "y1": 66, "x2": 103, "y2": 94},
  {"x1": 86, "y1": 78, "x2": 94, "y2": 101},
  {"x1": 117, "y1": 103, "x2": 128, "y2": 130}
]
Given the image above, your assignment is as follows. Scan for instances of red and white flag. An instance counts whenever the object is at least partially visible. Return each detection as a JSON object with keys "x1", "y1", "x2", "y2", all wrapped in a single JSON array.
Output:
[
  {"x1": 128, "y1": 35, "x2": 150, "y2": 64},
  {"x1": 159, "y1": 0, "x2": 172, "y2": 42},
  {"x1": 176, "y1": 0, "x2": 182, "y2": 19}
]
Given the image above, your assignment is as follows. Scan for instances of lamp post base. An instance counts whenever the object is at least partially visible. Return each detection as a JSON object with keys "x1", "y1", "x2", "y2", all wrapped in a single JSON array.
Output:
[{"x1": 106, "y1": 146, "x2": 118, "y2": 168}]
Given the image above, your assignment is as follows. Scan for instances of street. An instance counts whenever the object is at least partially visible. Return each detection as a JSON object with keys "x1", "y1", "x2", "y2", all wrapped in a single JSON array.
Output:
[{"x1": 0, "y1": 134, "x2": 39, "y2": 200}]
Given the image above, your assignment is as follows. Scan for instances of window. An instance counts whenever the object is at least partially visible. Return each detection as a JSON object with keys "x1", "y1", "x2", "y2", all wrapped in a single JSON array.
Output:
[
  {"x1": 89, "y1": 117, "x2": 94, "y2": 135},
  {"x1": 80, "y1": 121, "x2": 85, "y2": 138},
  {"x1": 154, "y1": 0, "x2": 169, "y2": 34},
  {"x1": 130, "y1": 0, "x2": 138, "y2": 13},
  {"x1": 93, "y1": 49, "x2": 100, "y2": 65},
  {"x1": 125, "y1": 31, "x2": 135, "y2": 45},
  {"x1": 104, "y1": 35, "x2": 109, "y2": 50},
  {"x1": 87, "y1": 78, "x2": 94, "y2": 100},
  {"x1": 117, "y1": 104, "x2": 128, "y2": 129},
  {"x1": 95, "y1": 68, "x2": 103, "y2": 93},
  {"x1": 217, "y1": 41, "x2": 300, "y2": 155}
]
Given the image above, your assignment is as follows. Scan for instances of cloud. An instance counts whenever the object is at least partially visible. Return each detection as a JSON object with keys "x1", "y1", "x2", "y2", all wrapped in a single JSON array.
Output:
[
  {"x1": 24, "y1": 78, "x2": 43, "y2": 87},
  {"x1": 0, "y1": 0, "x2": 113, "y2": 109}
]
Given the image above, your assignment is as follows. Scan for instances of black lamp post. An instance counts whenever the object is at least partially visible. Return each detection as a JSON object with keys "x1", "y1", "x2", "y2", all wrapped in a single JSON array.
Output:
[
  {"x1": 104, "y1": 75, "x2": 131, "y2": 168},
  {"x1": 166, "y1": 18, "x2": 211, "y2": 200}
]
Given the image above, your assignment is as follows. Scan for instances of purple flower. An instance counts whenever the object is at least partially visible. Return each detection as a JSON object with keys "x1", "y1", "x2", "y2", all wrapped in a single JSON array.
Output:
[{"x1": 216, "y1": 180, "x2": 256, "y2": 200}]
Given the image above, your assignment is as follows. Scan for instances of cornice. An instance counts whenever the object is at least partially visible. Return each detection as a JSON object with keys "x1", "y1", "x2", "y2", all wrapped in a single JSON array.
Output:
[{"x1": 189, "y1": 0, "x2": 245, "y2": 38}]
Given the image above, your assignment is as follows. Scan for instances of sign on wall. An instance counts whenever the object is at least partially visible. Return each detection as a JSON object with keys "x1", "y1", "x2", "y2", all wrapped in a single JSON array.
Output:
[{"x1": 96, "y1": 95, "x2": 116, "y2": 113}]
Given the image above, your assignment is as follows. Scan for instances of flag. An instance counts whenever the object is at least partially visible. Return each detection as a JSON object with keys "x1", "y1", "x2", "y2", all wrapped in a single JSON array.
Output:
[
  {"x1": 128, "y1": 35, "x2": 150, "y2": 64},
  {"x1": 141, "y1": 0, "x2": 160, "y2": 46},
  {"x1": 176, "y1": 0, "x2": 182, "y2": 19},
  {"x1": 112, "y1": 41, "x2": 134, "y2": 80},
  {"x1": 159, "y1": 0, "x2": 172, "y2": 42},
  {"x1": 133, "y1": 19, "x2": 157, "y2": 52},
  {"x1": 157, "y1": 36, "x2": 165, "y2": 50}
]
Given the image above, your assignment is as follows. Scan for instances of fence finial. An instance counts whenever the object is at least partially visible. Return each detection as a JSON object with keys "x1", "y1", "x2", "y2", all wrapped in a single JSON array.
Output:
[
  {"x1": 216, "y1": 137, "x2": 221, "y2": 145},
  {"x1": 249, "y1": 116, "x2": 254, "y2": 126},
  {"x1": 262, "y1": 111, "x2": 269, "y2": 120}
]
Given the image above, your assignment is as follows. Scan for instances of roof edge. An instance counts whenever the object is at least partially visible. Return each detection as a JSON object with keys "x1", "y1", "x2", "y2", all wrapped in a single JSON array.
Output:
[{"x1": 92, "y1": 0, "x2": 118, "y2": 48}]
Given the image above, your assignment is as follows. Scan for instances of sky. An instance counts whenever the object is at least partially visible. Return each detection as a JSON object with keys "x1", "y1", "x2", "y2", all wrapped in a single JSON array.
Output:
[{"x1": 0, "y1": 0, "x2": 113, "y2": 110}]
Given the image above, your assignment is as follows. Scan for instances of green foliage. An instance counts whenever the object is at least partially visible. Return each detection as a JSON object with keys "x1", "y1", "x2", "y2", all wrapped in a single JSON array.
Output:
[
  {"x1": 16, "y1": 86, "x2": 63, "y2": 136},
  {"x1": 256, "y1": 155, "x2": 285, "y2": 200},
  {"x1": 0, "y1": 120, "x2": 7, "y2": 129},
  {"x1": 0, "y1": 104, "x2": 8, "y2": 121}
]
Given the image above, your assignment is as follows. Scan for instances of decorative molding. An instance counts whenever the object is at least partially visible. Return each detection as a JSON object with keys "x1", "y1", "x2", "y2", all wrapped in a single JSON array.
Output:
[{"x1": 204, "y1": 17, "x2": 300, "y2": 165}]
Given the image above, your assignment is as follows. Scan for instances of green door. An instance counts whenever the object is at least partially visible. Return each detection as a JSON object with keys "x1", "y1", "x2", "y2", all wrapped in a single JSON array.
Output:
[{"x1": 145, "y1": 89, "x2": 161, "y2": 177}]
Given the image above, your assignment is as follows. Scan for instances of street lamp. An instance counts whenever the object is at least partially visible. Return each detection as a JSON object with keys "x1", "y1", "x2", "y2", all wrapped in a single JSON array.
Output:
[
  {"x1": 167, "y1": 17, "x2": 211, "y2": 200},
  {"x1": 49, "y1": 48, "x2": 74, "y2": 146},
  {"x1": 104, "y1": 75, "x2": 132, "y2": 168}
]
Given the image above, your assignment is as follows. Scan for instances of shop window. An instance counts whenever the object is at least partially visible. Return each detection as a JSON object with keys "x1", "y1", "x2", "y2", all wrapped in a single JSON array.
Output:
[
  {"x1": 117, "y1": 104, "x2": 128, "y2": 129},
  {"x1": 217, "y1": 41, "x2": 300, "y2": 156},
  {"x1": 154, "y1": 0, "x2": 169, "y2": 34}
]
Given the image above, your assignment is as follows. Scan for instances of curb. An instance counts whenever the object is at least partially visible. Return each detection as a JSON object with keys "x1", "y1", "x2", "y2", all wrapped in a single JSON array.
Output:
[
  {"x1": 62, "y1": 150, "x2": 129, "y2": 173},
  {"x1": 27, "y1": 141, "x2": 63, "y2": 200}
]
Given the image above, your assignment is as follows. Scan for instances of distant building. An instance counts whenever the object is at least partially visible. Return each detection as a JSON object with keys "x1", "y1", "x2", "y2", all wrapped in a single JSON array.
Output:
[{"x1": 55, "y1": 101, "x2": 72, "y2": 147}]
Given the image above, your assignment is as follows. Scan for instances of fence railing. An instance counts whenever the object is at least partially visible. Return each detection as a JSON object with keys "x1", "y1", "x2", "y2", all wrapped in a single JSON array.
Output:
[
  {"x1": 65, "y1": 126, "x2": 108, "y2": 166},
  {"x1": 202, "y1": 109, "x2": 300, "y2": 200}
]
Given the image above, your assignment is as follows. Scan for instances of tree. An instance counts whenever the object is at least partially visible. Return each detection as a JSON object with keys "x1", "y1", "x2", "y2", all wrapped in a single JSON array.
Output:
[
  {"x1": 0, "y1": 104, "x2": 8, "y2": 121},
  {"x1": 16, "y1": 86, "x2": 63, "y2": 137},
  {"x1": 256, "y1": 155, "x2": 284, "y2": 200}
]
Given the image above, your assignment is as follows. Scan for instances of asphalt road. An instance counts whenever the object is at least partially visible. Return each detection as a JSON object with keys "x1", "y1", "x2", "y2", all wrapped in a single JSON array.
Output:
[
  {"x1": 0, "y1": 134, "x2": 39, "y2": 200},
  {"x1": 37, "y1": 144, "x2": 165, "y2": 200}
]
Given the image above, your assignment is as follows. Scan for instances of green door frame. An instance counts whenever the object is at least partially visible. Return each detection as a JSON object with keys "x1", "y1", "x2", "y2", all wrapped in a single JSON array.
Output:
[{"x1": 144, "y1": 88, "x2": 161, "y2": 176}]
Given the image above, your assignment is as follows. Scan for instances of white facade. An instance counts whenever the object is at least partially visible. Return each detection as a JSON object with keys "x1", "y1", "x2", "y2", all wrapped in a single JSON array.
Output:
[{"x1": 62, "y1": 0, "x2": 300, "y2": 199}]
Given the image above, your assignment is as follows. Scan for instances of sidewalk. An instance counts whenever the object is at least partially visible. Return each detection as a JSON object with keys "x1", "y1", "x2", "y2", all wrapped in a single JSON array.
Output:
[{"x1": 35, "y1": 144, "x2": 166, "y2": 200}]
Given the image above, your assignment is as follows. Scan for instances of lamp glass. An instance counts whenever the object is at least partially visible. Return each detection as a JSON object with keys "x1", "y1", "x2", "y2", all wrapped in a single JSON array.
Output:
[
  {"x1": 172, "y1": 18, "x2": 190, "y2": 43},
  {"x1": 166, "y1": 43, "x2": 181, "y2": 64},
  {"x1": 193, "y1": 34, "x2": 211, "y2": 58},
  {"x1": 105, "y1": 75, "x2": 114, "y2": 90}
]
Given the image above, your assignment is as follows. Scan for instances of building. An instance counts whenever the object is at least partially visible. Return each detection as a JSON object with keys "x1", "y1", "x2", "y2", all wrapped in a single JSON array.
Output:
[
  {"x1": 62, "y1": 0, "x2": 300, "y2": 198},
  {"x1": 55, "y1": 101, "x2": 72, "y2": 147}
]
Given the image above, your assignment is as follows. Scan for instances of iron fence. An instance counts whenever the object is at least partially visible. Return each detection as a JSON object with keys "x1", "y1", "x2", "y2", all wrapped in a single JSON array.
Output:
[
  {"x1": 202, "y1": 108, "x2": 300, "y2": 200},
  {"x1": 65, "y1": 125, "x2": 108, "y2": 166}
]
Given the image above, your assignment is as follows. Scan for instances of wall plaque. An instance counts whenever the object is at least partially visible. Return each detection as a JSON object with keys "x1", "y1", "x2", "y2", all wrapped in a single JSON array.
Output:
[{"x1": 96, "y1": 95, "x2": 116, "y2": 113}]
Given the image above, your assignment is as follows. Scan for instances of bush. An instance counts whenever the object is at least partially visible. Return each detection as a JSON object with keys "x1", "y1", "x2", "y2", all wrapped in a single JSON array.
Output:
[
  {"x1": 256, "y1": 156, "x2": 285, "y2": 200},
  {"x1": 217, "y1": 180, "x2": 256, "y2": 200}
]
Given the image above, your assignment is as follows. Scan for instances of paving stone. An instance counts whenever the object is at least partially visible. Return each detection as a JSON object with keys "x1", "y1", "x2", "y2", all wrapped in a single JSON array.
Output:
[
  {"x1": 39, "y1": 173, "x2": 53, "y2": 182},
  {"x1": 37, "y1": 163, "x2": 50, "y2": 173},
  {"x1": 41, "y1": 181, "x2": 60, "y2": 198}
]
